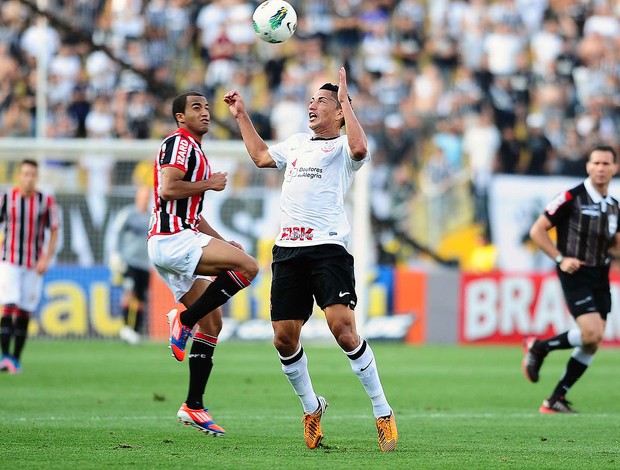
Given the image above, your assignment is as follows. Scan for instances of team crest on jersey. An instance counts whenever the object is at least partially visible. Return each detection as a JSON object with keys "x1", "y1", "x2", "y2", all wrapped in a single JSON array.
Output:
[
  {"x1": 321, "y1": 141, "x2": 336, "y2": 153},
  {"x1": 609, "y1": 214, "x2": 617, "y2": 236}
]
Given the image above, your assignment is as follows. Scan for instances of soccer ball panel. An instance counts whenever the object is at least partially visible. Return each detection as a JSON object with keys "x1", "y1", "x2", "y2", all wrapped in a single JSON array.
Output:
[{"x1": 252, "y1": 0, "x2": 297, "y2": 44}]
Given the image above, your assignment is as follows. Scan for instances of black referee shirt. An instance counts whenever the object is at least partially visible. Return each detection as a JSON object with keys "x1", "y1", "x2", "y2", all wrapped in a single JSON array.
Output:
[{"x1": 544, "y1": 180, "x2": 619, "y2": 267}]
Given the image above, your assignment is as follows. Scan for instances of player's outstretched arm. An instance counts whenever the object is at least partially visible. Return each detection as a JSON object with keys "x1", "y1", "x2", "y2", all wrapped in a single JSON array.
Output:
[
  {"x1": 224, "y1": 90, "x2": 276, "y2": 168},
  {"x1": 338, "y1": 67, "x2": 367, "y2": 161}
]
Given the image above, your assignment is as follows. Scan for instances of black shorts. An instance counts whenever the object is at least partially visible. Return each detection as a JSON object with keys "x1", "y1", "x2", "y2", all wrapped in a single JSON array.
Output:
[
  {"x1": 270, "y1": 244, "x2": 357, "y2": 322},
  {"x1": 557, "y1": 265, "x2": 610, "y2": 320},
  {"x1": 122, "y1": 266, "x2": 150, "y2": 302}
]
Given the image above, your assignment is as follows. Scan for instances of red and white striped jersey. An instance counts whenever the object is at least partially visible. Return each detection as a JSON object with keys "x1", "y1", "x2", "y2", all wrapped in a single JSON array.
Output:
[
  {"x1": 148, "y1": 128, "x2": 211, "y2": 237},
  {"x1": 0, "y1": 188, "x2": 60, "y2": 268}
]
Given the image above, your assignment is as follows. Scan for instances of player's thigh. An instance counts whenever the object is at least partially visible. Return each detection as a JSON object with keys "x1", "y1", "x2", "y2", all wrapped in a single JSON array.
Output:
[
  {"x1": 270, "y1": 260, "x2": 314, "y2": 322},
  {"x1": 311, "y1": 253, "x2": 357, "y2": 312},
  {"x1": 0, "y1": 262, "x2": 21, "y2": 306},
  {"x1": 195, "y1": 238, "x2": 255, "y2": 276},
  {"x1": 19, "y1": 267, "x2": 42, "y2": 312}
]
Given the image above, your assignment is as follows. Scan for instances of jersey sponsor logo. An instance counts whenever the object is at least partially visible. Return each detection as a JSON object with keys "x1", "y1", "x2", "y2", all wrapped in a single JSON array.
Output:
[
  {"x1": 580, "y1": 204, "x2": 600, "y2": 217},
  {"x1": 280, "y1": 226, "x2": 314, "y2": 241},
  {"x1": 546, "y1": 191, "x2": 570, "y2": 215},
  {"x1": 176, "y1": 139, "x2": 189, "y2": 166}
]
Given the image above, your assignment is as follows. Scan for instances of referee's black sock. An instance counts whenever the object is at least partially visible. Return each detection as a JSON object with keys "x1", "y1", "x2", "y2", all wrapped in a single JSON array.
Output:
[
  {"x1": 538, "y1": 331, "x2": 571, "y2": 353},
  {"x1": 550, "y1": 357, "x2": 589, "y2": 399},
  {"x1": 180, "y1": 271, "x2": 251, "y2": 328},
  {"x1": 186, "y1": 332, "x2": 217, "y2": 410}
]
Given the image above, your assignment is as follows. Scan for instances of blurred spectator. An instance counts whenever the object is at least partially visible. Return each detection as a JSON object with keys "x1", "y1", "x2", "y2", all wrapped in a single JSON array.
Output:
[
  {"x1": 462, "y1": 108, "x2": 501, "y2": 238},
  {"x1": 496, "y1": 125, "x2": 523, "y2": 174},
  {"x1": 522, "y1": 113, "x2": 555, "y2": 175}
]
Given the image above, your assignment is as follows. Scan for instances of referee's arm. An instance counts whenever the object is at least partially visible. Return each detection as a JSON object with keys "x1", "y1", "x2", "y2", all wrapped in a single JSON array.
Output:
[{"x1": 529, "y1": 215, "x2": 561, "y2": 262}]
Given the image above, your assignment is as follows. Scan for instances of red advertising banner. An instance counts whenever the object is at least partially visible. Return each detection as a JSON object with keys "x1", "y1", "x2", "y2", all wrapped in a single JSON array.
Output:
[{"x1": 459, "y1": 272, "x2": 620, "y2": 345}]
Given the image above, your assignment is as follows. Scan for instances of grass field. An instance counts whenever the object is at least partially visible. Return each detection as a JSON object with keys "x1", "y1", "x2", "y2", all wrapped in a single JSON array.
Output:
[{"x1": 1, "y1": 340, "x2": 619, "y2": 469}]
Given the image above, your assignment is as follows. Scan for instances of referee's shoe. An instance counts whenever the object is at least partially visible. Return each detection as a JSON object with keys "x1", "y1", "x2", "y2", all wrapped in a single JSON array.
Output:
[{"x1": 522, "y1": 336, "x2": 547, "y2": 383}]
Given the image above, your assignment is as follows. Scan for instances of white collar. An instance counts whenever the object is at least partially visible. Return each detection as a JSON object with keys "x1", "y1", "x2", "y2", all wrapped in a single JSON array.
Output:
[
  {"x1": 584, "y1": 177, "x2": 613, "y2": 210},
  {"x1": 584, "y1": 177, "x2": 612, "y2": 204}
]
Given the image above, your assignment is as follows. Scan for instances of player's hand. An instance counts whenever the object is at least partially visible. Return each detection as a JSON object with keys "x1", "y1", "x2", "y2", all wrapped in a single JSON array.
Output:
[
  {"x1": 338, "y1": 67, "x2": 348, "y2": 105},
  {"x1": 560, "y1": 257, "x2": 585, "y2": 274},
  {"x1": 35, "y1": 257, "x2": 50, "y2": 275},
  {"x1": 207, "y1": 172, "x2": 228, "y2": 191},
  {"x1": 228, "y1": 240, "x2": 245, "y2": 251},
  {"x1": 223, "y1": 90, "x2": 246, "y2": 118}
]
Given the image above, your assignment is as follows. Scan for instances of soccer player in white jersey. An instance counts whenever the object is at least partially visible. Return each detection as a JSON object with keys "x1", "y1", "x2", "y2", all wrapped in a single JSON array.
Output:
[
  {"x1": 148, "y1": 91, "x2": 259, "y2": 435},
  {"x1": 224, "y1": 67, "x2": 398, "y2": 452},
  {"x1": 0, "y1": 159, "x2": 59, "y2": 374}
]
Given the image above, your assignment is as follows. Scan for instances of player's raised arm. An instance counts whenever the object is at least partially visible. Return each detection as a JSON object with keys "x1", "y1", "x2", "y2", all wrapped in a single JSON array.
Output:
[
  {"x1": 338, "y1": 67, "x2": 367, "y2": 161},
  {"x1": 223, "y1": 90, "x2": 276, "y2": 168}
]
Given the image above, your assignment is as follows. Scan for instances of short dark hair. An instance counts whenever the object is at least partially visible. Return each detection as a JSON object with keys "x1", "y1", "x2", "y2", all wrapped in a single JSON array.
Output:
[
  {"x1": 319, "y1": 83, "x2": 351, "y2": 128},
  {"x1": 172, "y1": 91, "x2": 206, "y2": 124},
  {"x1": 589, "y1": 144, "x2": 617, "y2": 163},
  {"x1": 20, "y1": 159, "x2": 38, "y2": 169},
  {"x1": 318, "y1": 83, "x2": 352, "y2": 106}
]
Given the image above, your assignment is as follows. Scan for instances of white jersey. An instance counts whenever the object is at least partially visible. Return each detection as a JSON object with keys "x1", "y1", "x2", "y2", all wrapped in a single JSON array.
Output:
[{"x1": 268, "y1": 133, "x2": 370, "y2": 248}]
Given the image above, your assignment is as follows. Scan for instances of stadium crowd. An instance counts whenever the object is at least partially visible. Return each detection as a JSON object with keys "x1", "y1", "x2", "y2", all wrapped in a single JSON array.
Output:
[{"x1": 0, "y1": 0, "x2": 619, "y2": 256}]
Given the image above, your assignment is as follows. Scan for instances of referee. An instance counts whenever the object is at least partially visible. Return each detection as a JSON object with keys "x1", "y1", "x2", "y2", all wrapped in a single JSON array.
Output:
[{"x1": 523, "y1": 144, "x2": 619, "y2": 413}]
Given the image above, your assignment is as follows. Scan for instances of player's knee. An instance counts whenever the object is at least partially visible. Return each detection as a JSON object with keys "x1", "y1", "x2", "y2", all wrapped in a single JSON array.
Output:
[
  {"x1": 581, "y1": 329, "x2": 603, "y2": 349},
  {"x1": 243, "y1": 257, "x2": 259, "y2": 280},
  {"x1": 273, "y1": 335, "x2": 298, "y2": 356},
  {"x1": 334, "y1": 330, "x2": 359, "y2": 352}
]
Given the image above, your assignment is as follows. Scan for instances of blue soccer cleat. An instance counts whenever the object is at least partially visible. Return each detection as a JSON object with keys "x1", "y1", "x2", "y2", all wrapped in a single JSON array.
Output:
[{"x1": 166, "y1": 309, "x2": 192, "y2": 362}]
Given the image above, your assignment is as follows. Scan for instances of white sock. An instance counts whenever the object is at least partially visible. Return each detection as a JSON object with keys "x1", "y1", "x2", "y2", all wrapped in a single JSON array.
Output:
[
  {"x1": 567, "y1": 328, "x2": 583, "y2": 347},
  {"x1": 571, "y1": 346, "x2": 594, "y2": 365},
  {"x1": 345, "y1": 339, "x2": 391, "y2": 418},
  {"x1": 279, "y1": 345, "x2": 319, "y2": 414}
]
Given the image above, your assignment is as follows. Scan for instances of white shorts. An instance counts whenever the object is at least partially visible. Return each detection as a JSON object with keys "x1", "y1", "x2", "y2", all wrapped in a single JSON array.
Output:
[
  {"x1": 0, "y1": 262, "x2": 43, "y2": 312},
  {"x1": 147, "y1": 230, "x2": 213, "y2": 302}
]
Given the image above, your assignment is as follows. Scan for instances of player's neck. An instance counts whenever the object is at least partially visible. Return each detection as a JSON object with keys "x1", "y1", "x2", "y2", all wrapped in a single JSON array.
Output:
[
  {"x1": 311, "y1": 133, "x2": 339, "y2": 141},
  {"x1": 18, "y1": 187, "x2": 35, "y2": 197}
]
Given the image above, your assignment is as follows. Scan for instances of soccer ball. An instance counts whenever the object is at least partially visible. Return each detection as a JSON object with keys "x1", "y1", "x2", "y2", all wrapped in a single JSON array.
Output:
[{"x1": 252, "y1": 0, "x2": 297, "y2": 44}]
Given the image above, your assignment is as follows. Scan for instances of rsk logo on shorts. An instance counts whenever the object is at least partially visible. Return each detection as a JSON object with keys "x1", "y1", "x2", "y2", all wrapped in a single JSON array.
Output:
[{"x1": 280, "y1": 226, "x2": 314, "y2": 241}]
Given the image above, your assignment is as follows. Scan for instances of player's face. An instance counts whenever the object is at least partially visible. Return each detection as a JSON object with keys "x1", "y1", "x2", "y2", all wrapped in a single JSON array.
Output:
[
  {"x1": 18, "y1": 163, "x2": 38, "y2": 195},
  {"x1": 308, "y1": 90, "x2": 343, "y2": 133},
  {"x1": 586, "y1": 150, "x2": 617, "y2": 186},
  {"x1": 177, "y1": 96, "x2": 210, "y2": 138}
]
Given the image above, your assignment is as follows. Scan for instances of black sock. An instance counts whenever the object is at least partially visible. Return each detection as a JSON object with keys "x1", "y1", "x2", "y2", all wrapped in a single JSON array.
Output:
[
  {"x1": 551, "y1": 357, "x2": 589, "y2": 399},
  {"x1": 180, "y1": 271, "x2": 250, "y2": 328},
  {"x1": 0, "y1": 316, "x2": 12, "y2": 356},
  {"x1": 538, "y1": 332, "x2": 570, "y2": 353},
  {"x1": 13, "y1": 314, "x2": 30, "y2": 360},
  {"x1": 186, "y1": 332, "x2": 217, "y2": 410}
]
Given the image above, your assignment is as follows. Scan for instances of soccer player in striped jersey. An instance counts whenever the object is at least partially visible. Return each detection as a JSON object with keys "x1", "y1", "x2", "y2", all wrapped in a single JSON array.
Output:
[
  {"x1": 525, "y1": 145, "x2": 620, "y2": 413},
  {"x1": 224, "y1": 67, "x2": 398, "y2": 451},
  {"x1": 0, "y1": 159, "x2": 59, "y2": 374},
  {"x1": 147, "y1": 91, "x2": 259, "y2": 435}
]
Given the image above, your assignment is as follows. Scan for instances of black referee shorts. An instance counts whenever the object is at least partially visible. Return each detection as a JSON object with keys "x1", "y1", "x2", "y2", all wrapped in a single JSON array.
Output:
[
  {"x1": 557, "y1": 265, "x2": 611, "y2": 320},
  {"x1": 270, "y1": 244, "x2": 357, "y2": 323}
]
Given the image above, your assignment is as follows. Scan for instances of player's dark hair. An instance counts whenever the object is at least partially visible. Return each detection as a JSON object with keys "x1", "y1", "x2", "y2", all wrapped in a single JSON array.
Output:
[
  {"x1": 172, "y1": 91, "x2": 206, "y2": 125},
  {"x1": 589, "y1": 144, "x2": 617, "y2": 162},
  {"x1": 20, "y1": 159, "x2": 38, "y2": 169},
  {"x1": 319, "y1": 83, "x2": 352, "y2": 106},
  {"x1": 319, "y1": 83, "x2": 351, "y2": 128}
]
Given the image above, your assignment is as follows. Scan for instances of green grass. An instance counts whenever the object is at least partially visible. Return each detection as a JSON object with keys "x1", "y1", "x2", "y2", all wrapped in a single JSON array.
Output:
[{"x1": 1, "y1": 340, "x2": 619, "y2": 469}]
